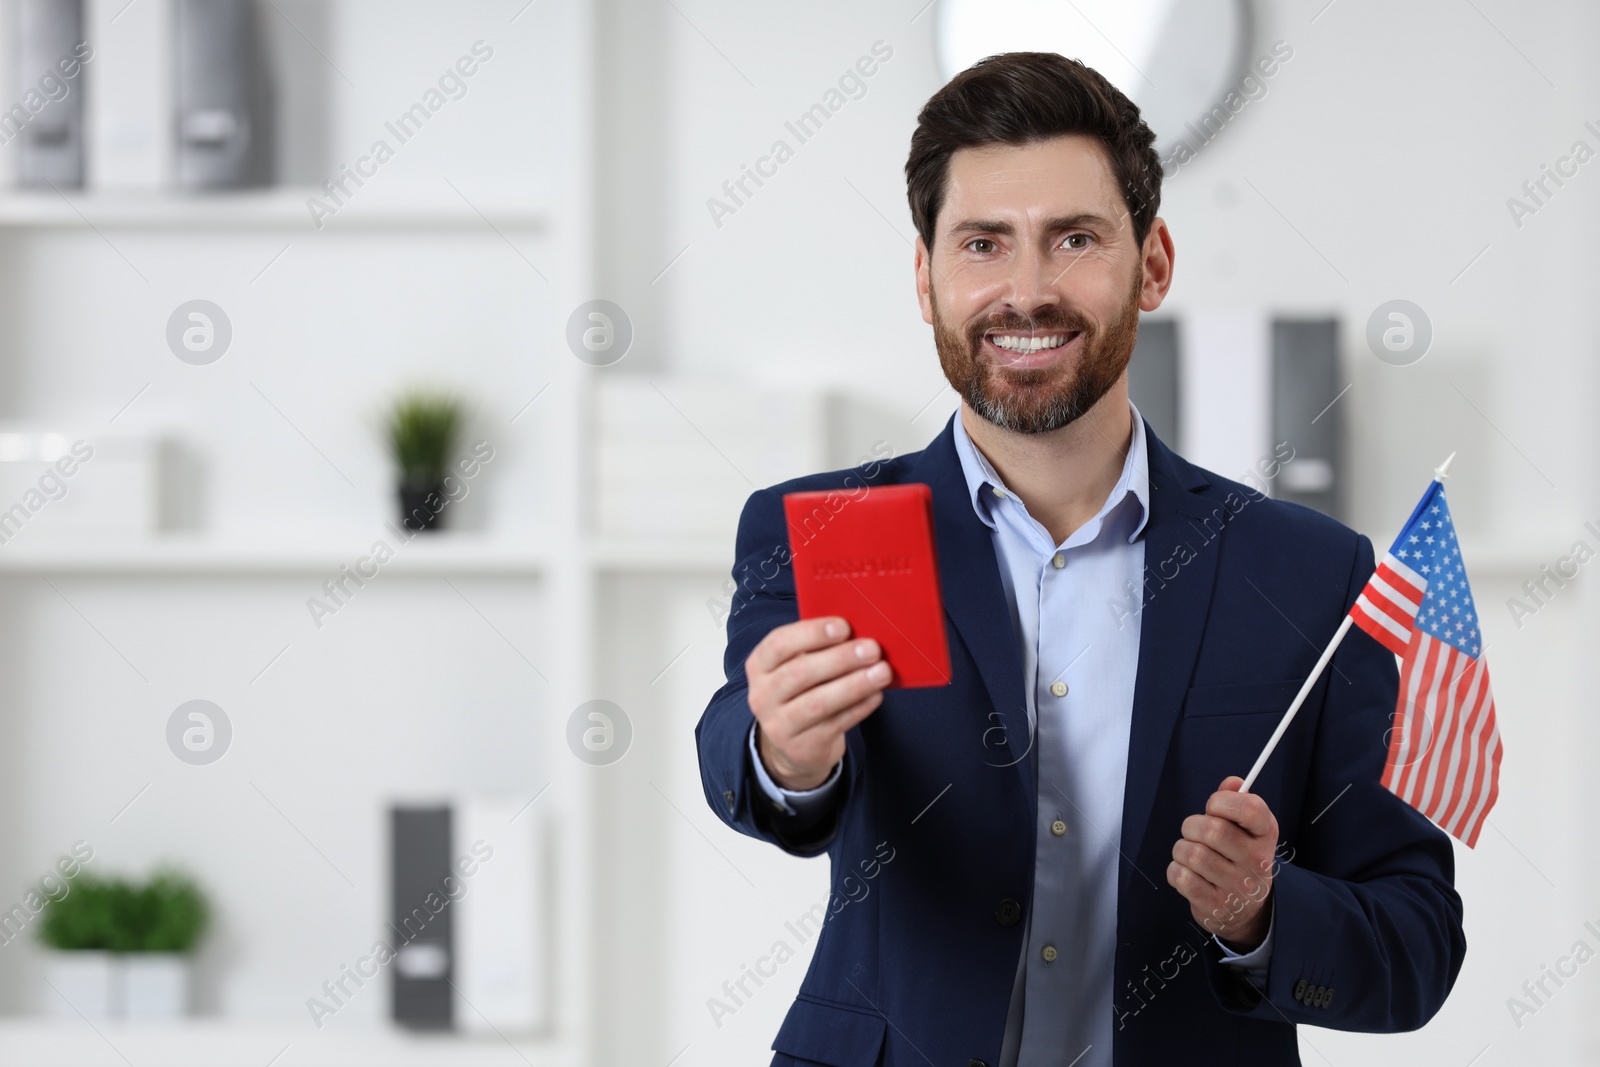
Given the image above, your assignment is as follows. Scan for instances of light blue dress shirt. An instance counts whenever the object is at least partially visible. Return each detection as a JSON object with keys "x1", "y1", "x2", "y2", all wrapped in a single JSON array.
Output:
[{"x1": 749, "y1": 404, "x2": 1271, "y2": 1065}]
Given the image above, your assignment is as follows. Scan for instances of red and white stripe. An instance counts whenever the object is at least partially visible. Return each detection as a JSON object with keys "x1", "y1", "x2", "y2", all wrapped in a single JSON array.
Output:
[
  {"x1": 1379, "y1": 632, "x2": 1501, "y2": 848},
  {"x1": 1350, "y1": 551, "x2": 1501, "y2": 848},
  {"x1": 1349, "y1": 553, "x2": 1424, "y2": 654}
]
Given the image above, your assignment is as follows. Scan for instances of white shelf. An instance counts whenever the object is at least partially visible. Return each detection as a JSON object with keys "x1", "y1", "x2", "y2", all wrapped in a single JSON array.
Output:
[
  {"x1": 1455, "y1": 535, "x2": 1564, "y2": 576},
  {"x1": 0, "y1": 533, "x2": 744, "y2": 576},
  {"x1": 0, "y1": 190, "x2": 548, "y2": 231},
  {"x1": 589, "y1": 535, "x2": 732, "y2": 572},
  {"x1": 0, "y1": 1018, "x2": 575, "y2": 1067},
  {"x1": 0, "y1": 534, "x2": 549, "y2": 576}
]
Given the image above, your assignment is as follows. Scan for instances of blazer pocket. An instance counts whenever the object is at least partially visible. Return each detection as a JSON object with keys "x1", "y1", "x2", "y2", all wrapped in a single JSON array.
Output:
[
  {"x1": 771, "y1": 995, "x2": 887, "y2": 1067},
  {"x1": 1182, "y1": 680, "x2": 1305, "y2": 718}
]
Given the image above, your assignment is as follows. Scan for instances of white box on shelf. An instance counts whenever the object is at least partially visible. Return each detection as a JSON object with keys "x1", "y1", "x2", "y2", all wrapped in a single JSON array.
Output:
[
  {"x1": 122, "y1": 953, "x2": 188, "y2": 1018},
  {"x1": 1179, "y1": 309, "x2": 1272, "y2": 481},
  {"x1": 593, "y1": 378, "x2": 828, "y2": 540},
  {"x1": 86, "y1": 0, "x2": 174, "y2": 190},
  {"x1": 42, "y1": 951, "x2": 116, "y2": 1019},
  {"x1": 0, "y1": 427, "x2": 163, "y2": 542},
  {"x1": 453, "y1": 797, "x2": 547, "y2": 1034}
]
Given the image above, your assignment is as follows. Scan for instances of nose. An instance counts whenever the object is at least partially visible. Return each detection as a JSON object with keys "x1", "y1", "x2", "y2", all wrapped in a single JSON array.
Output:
[{"x1": 1000, "y1": 241, "x2": 1058, "y2": 324}]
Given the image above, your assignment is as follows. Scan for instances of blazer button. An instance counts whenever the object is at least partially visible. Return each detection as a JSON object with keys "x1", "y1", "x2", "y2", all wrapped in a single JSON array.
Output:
[
  {"x1": 1323, "y1": 987, "x2": 1335, "y2": 1008},
  {"x1": 1293, "y1": 979, "x2": 1307, "y2": 1002},
  {"x1": 967, "y1": 1060, "x2": 990, "y2": 1067},
  {"x1": 994, "y1": 898, "x2": 1021, "y2": 927}
]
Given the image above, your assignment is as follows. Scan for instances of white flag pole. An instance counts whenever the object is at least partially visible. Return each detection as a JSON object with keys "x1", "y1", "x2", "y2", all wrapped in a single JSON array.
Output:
[
  {"x1": 1239, "y1": 616, "x2": 1353, "y2": 793},
  {"x1": 1238, "y1": 452, "x2": 1456, "y2": 795}
]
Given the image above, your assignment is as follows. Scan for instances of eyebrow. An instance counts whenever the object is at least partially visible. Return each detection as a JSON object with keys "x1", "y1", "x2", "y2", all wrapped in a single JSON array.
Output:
[{"x1": 946, "y1": 213, "x2": 1122, "y2": 239}]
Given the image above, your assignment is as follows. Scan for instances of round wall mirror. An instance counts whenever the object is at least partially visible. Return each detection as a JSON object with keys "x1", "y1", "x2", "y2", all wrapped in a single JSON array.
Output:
[{"x1": 935, "y1": 0, "x2": 1254, "y2": 163}]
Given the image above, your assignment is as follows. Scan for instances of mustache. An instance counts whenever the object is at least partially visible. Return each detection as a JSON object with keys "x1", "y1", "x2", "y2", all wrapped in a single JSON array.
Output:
[{"x1": 970, "y1": 307, "x2": 1093, "y2": 341}]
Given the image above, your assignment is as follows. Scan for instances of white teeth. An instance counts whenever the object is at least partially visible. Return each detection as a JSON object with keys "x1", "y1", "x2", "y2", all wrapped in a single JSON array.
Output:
[{"x1": 990, "y1": 333, "x2": 1071, "y2": 353}]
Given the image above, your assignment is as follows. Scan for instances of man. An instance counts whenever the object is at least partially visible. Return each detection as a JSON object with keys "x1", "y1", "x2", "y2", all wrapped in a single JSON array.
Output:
[{"x1": 695, "y1": 52, "x2": 1464, "y2": 1067}]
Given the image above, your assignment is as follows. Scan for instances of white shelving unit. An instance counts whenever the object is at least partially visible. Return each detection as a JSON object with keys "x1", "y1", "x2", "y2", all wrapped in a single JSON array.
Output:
[{"x1": 0, "y1": 3, "x2": 621, "y2": 1065}]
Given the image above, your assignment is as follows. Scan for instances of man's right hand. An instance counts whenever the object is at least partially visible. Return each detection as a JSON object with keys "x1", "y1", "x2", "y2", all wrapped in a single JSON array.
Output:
[{"x1": 745, "y1": 617, "x2": 892, "y2": 791}]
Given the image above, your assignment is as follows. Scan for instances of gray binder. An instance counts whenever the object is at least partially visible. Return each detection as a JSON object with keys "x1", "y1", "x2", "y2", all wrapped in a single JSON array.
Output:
[
  {"x1": 1271, "y1": 319, "x2": 1342, "y2": 520},
  {"x1": 390, "y1": 806, "x2": 454, "y2": 1029},
  {"x1": 1128, "y1": 318, "x2": 1181, "y2": 447},
  {"x1": 174, "y1": 0, "x2": 272, "y2": 188},
  {"x1": 16, "y1": 0, "x2": 84, "y2": 187}
]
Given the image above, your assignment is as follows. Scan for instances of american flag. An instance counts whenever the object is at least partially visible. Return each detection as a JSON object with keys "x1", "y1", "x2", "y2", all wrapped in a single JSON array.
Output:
[{"x1": 1349, "y1": 478, "x2": 1501, "y2": 847}]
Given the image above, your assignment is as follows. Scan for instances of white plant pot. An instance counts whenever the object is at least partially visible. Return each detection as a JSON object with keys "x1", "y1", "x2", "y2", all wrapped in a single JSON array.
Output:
[
  {"x1": 42, "y1": 951, "x2": 116, "y2": 1019},
  {"x1": 122, "y1": 954, "x2": 189, "y2": 1018}
]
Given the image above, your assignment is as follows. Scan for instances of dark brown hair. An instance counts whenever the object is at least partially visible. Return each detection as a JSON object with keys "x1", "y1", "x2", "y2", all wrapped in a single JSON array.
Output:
[{"x1": 905, "y1": 52, "x2": 1162, "y2": 250}]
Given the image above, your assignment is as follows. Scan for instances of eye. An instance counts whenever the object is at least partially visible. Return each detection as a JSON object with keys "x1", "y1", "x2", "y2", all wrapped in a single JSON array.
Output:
[
  {"x1": 966, "y1": 238, "x2": 997, "y2": 254},
  {"x1": 1063, "y1": 233, "x2": 1092, "y2": 250}
]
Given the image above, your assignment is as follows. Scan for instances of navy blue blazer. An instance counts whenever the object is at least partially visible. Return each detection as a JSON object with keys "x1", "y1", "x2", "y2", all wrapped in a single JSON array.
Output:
[{"x1": 695, "y1": 416, "x2": 1465, "y2": 1067}]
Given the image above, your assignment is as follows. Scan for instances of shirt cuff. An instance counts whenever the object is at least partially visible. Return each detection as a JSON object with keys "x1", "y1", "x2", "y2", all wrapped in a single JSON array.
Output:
[
  {"x1": 1214, "y1": 896, "x2": 1274, "y2": 991},
  {"x1": 747, "y1": 721, "x2": 844, "y2": 818}
]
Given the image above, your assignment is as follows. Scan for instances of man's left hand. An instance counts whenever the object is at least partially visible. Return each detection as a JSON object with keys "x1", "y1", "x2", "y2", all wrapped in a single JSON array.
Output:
[{"x1": 1167, "y1": 775, "x2": 1279, "y2": 951}]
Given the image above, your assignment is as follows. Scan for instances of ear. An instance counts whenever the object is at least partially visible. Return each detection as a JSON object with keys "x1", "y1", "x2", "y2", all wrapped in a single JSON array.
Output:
[
  {"x1": 915, "y1": 236, "x2": 934, "y2": 325},
  {"x1": 1138, "y1": 217, "x2": 1175, "y2": 313}
]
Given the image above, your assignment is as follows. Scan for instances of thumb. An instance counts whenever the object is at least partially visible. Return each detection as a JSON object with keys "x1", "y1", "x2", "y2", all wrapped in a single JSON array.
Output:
[{"x1": 1217, "y1": 775, "x2": 1245, "y2": 793}]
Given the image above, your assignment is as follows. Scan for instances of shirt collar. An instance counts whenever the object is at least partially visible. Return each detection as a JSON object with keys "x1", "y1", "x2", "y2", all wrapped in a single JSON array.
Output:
[{"x1": 949, "y1": 400, "x2": 1152, "y2": 544}]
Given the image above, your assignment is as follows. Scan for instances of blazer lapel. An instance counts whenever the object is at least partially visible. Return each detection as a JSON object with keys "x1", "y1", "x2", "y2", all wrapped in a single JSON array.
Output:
[
  {"x1": 1118, "y1": 425, "x2": 1225, "y2": 878},
  {"x1": 909, "y1": 421, "x2": 1034, "y2": 794}
]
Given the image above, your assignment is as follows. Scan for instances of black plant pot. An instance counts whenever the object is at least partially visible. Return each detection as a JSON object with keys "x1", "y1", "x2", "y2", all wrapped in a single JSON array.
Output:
[{"x1": 398, "y1": 480, "x2": 447, "y2": 532}]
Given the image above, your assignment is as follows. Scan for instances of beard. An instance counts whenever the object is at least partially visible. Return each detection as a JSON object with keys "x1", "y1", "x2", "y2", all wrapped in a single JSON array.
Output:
[{"x1": 932, "y1": 268, "x2": 1143, "y2": 435}]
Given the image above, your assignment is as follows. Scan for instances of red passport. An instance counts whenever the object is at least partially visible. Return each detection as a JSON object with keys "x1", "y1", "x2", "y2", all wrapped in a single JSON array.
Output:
[{"x1": 783, "y1": 484, "x2": 951, "y2": 688}]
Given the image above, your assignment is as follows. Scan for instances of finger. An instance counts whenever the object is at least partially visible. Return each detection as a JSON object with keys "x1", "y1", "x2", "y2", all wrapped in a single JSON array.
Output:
[
  {"x1": 1205, "y1": 783, "x2": 1277, "y2": 838},
  {"x1": 766, "y1": 638, "x2": 883, "y2": 707},
  {"x1": 781, "y1": 662, "x2": 893, "y2": 737},
  {"x1": 825, "y1": 689, "x2": 884, "y2": 733},
  {"x1": 1181, "y1": 814, "x2": 1256, "y2": 867},
  {"x1": 1171, "y1": 841, "x2": 1230, "y2": 893},
  {"x1": 747, "y1": 617, "x2": 852, "y2": 675},
  {"x1": 760, "y1": 690, "x2": 884, "y2": 785},
  {"x1": 1166, "y1": 860, "x2": 1217, "y2": 904}
]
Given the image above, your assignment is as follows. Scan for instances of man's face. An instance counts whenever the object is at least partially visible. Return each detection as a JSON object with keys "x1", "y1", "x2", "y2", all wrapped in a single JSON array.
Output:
[{"x1": 916, "y1": 134, "x2": 1169, "y2": 434}]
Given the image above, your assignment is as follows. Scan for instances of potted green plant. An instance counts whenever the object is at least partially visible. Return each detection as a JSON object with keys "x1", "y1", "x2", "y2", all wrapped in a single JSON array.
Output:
[
  {"x1": 386, "y1": 389, "x2": 463, "y2": 532},
  {"x1": 36, "y1": 875, "x2": 117, "y2": 1019},
  {"x1": 38, "y1": 869, "x2": 209, "y2": 1019}
]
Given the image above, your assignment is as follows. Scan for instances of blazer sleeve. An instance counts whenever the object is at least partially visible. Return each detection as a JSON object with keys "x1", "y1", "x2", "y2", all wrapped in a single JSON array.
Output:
[
  {"x1": 1201, "y1": 531, "x2": 1467, "y2": 1031},
  {"x1": 694, "y1": 487, "x2": 858, "y2": 857}
]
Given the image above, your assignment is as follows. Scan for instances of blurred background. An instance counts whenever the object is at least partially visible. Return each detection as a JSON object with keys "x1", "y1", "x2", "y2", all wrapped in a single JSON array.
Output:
[{"x1": 0, "y1": 0, "x2": 1590, "y2": 1064}]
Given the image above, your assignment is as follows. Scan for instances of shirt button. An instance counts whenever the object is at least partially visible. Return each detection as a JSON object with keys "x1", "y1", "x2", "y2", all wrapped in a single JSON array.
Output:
[
  {"x1": 991, "y1": 486, "x2": 1007, "y2": 499},
  {"x1": 1050, "y1": 819, "x2": 1067, "y2": 836},
  {"x1": 1041, "y1": 945, "x2": 1058, "y2": 963},
  {"x1": 1051, "y1": 552, "x2": 1065, "y2": 568},
  {"x1": 1050, "y1": 681, "x2": 1067, "y2": 697}
]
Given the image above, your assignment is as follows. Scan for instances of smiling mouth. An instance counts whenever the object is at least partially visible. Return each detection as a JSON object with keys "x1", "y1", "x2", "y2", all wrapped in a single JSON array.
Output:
[
  {"x1": 986, "y1": 331, "x2": 1079, "y2": 352},
  {"x1": 982, "y1": 331, "x2": 1083, "y2": 365}
]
